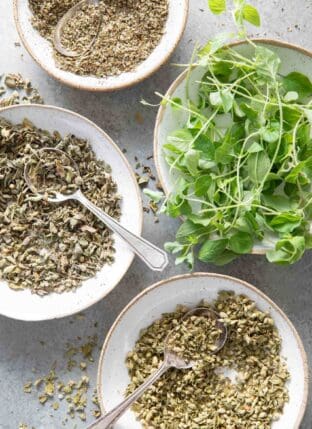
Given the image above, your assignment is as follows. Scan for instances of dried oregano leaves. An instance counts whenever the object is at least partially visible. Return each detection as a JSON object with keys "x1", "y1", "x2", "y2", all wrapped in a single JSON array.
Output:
[
  {"x1": 0, "y1": 73, "x2": 43, "y2": 106},
  {"x1": 0, "y1": 118, "x2": 120, "y2": 295},
  {"x1": 126, "y1": 292, "x2": 290, "y2": 429},
  {"x1": 166, "y1": 314, "x2": 222, "y2": 363},
  {"x1": 29, "y1": 0, "x2": 169, "y2": 77}
]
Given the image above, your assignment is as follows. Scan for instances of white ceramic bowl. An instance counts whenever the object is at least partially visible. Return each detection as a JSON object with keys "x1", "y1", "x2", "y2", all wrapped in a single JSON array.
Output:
[
  {"x1": 97, "y1": 273, "x2": 308, "y2": 429},
  {"x1": 0, "y1": 104, "x2": 142, "y2": 321},
  {"x1": 13, "y1": 0, "x2": 189, "y2": 92},
  {"x1": 154, "y1": 39, "x2": 312, "y2": 254}
]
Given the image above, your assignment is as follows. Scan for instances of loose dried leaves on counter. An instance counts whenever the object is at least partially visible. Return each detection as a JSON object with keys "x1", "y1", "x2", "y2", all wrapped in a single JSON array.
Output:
[
  {"x1": 126, "y1": 292, "x2": 290, "y2": 429},
  {"x1": 29, "y1": 0, "x2": 169, "y2": 77},
  {"x1": 0, "y1": 118, "x2": 121, "y2": 295},
  {"x1": 0, "y1": 73, "x2": 43, "y2": 106}
]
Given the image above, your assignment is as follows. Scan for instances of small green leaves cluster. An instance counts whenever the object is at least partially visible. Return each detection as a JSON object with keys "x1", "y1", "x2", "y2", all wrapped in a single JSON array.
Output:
[
  {"x1": 158, "y1": 43, "x2": 312, "y2": 267},
  {"x1": 208, "y1": 0, "x2": 261, "y2": 35}
]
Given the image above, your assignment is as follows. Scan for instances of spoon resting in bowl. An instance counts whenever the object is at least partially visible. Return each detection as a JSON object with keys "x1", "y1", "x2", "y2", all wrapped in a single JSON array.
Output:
[
  {"x1": 24, "y1": 147, "x2": 168, "y2": 272},
  {"x1": 87, "y1": 307, "x2": 227, "y2": 429}
]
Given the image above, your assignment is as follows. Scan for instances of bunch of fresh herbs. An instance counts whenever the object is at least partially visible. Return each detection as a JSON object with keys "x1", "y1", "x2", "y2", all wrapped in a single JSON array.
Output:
[{"x1": 148, "y1": 0, "x2": 312, "y2": 267}]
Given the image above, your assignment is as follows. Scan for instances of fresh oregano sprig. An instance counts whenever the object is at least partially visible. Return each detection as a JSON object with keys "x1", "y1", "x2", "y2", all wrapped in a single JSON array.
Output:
[{"x1": 145, "y1": 1, "x2": 312, "y2": 268}]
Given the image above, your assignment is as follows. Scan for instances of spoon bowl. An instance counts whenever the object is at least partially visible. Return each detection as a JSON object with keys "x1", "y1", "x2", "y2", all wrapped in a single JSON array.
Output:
[
  {"x1": 53, "y1": 0, "x2": 101, "y2": 58},
  {"x1": 87, "y1": 306, "x2": 227, "y2": 428},
  {"x1": 24, "y1": 146, "x2": 168, "y2": 272}
]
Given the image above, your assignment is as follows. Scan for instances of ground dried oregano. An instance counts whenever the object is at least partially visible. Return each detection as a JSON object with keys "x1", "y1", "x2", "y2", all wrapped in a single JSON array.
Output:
[
  {"x1": 0, "y1": 118, "x2": 120, "y2": 295},
  {"x1": 126, "y1": 292, "x2": 290, "y2": 429},
  {"x1": 29, "y1": 0, "x2": 169, "y2": 77}
]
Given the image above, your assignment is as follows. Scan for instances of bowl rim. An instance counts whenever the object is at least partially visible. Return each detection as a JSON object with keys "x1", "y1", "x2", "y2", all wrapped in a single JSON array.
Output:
[
  {"x1": 153, "y1": 38, "x2": 312, "y2": 255},
  {"x1": 13, "y1": 0, "x2": 189, "y2": 92},
  {"x1": 0, "y1": 103, "x2": 143, "y2": 320},
  {"x1": 96, "y1": 272, "x2": 309, "y2": 428}
]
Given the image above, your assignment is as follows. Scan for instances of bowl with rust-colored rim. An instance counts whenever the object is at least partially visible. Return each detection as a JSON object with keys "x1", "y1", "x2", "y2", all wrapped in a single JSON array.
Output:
[
  {"x1": 0, "y1": 104, "x2": 143, "y2": 321},
  {"x1": 97, "y1": 272, "x2": 309, "y2": 429},
  {"x1": 13, "y1": 0, "x2": 189, "y2": 92},
  {"x1": 154, "y1": 38, "x2": 312, "y2": 255}
]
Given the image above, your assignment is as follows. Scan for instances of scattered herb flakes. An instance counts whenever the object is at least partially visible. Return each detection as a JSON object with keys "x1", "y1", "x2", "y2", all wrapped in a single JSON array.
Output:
[
  {"x1": 0, "y1": 73, "x2": 43, "y2": 107},
  {"x1": 126, "y1": 292, "x2": 290, "y2": 429},
  {"x1": 135, "y1": 112, "x2": 144, "y2": 125},
  {"x1": 22, "y1": 335, "x2": 100, "y2": 424},
  {"x1": 23, "y1": 381, "x2": 33, "y2": 394},
  {"x1": 29, "y1": 0, "x2": 169, "y2": 78},
  {"x1": 0, "y1": 118, "x2": 121, "y2": 295}
]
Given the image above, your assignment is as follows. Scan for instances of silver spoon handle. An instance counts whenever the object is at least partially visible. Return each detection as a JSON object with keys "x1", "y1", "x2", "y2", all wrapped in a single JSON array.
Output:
[
  {"x1": 87, "y1": 362, "x2": 169, "y2": 429},
  {"x1": 74, "y1": 190, "x2": 168, "y2": 271}
]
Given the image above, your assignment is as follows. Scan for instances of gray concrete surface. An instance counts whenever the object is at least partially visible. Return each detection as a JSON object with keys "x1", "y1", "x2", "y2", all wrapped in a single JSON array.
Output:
[{"x1": 0, "y1": 0, "x2": 311, "y2": 428}]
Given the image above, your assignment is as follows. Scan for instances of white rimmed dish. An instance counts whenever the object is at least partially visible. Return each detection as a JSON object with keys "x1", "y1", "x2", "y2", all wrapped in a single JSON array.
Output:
[
  {"x1": 0, "y1": 104, "x2": 142, "y2": 321},
  {"x1": 154, "y1": 39, "x2": 312, "y2": 255},
  {"x1": 97, "y1": 272, "x2": 308, "y2": 429},
  {"x1": 13, "y1": 0, "x2": 189, "y2": 92}
]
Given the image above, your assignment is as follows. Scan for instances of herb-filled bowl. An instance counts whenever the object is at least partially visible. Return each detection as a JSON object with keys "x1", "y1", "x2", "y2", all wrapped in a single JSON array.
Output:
[
  {"x1": 97, "y1": 273, "x2": 308, "y2": 429},
  {"x1": 0, "y1": 104, "x2": 142, "y2": 321},
  {"x1": 13, "y1": 0, "x2": 188, "y2": 92},
  {"x1": 154, "y1": 39, "x2": 312, "y2": 266}
]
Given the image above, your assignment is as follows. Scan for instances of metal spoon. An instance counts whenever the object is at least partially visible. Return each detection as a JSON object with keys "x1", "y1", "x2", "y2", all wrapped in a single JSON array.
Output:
[
  {"x1": 87, "y1": 307, "x2": 227, "y2": 429},
  {"x1": 24, "y1": 148, "x2": 168, "y2": 272},
  {"x1": 53, "y1": 0, "x2": 101, "y2": 57}
]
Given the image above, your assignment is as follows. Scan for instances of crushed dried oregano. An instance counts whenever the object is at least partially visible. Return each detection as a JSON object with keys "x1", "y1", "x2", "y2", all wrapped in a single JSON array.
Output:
[
  {"x1": 29, "y1": 0, "x2": 169, "y2": 77},
  {"x1": 22, "y1": 335, "x2": 101, "y2": 424},
  {"x1": 0, "y1": 118, "x2": 120, "y2": 295},
  {"x1": 0, "y1": 73, "x2": 43, "y2": 106},
  {"x1": 166, "y1": 314, "x2": 222, "y2": 364},
  {"x1": 126, "y1": 292, "x2": 290, "y2": 429}
]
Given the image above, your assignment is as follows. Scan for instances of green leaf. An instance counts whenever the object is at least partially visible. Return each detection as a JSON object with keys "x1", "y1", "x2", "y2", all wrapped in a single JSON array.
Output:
[
  {"x1": 247, "y1": 142, "x2": 263, "y2": 153},
  {"x1": 184, "y1": 149, "x2": 200, "y2": 176},
  {"x1": 164, "y1": 241, "x2": 185, "y2": 254},
  {"x1": 262, "y1": 194, "x2": 296, "y2": 212},
  {"x1": 261, "y1": 121, "x2": 280, "y2": 143},
  {"x1": 247, "y1": 151, "x2": 271, "y2": 184},
  {"x1": 229, "y1": 231, "x2": 253, "y2": 254},
  {"x1": 213, "y1": 250, "x2": 238, "y2": 265},
  {"x1": 171, "y1": 97, "x2": 183, "y2": 111},
  {"x1": 269, "y1": 213, "x2": 302, "y2": 233},
  {"x1": 165, "y1": 129, "x2": 193, "y2": 153},
  {"x1": 143, "y1": 188, "x2": 164, "y2": 203},
  {"x1": 266, "y1": 236, "x2": 305, "y2": 265},
  {"x1": 282, "y1": 72, "x2": 312, "y2": 98},
  {"x1": 198, "y1": 239, "x2": 228, "y2": 262},
  {"x1": 283, "y1": 91, "x2": 299, "y2": 102},
  {"x1": 176, "y1": 220, "x2": 206, "y2": 244},
  {"x1": 209, "y1": 89, "x2": 234, "y2": 112},
  {"x1": 254, "y1": 46, "x2": 281, "y2": 81},
  {"x1": 242, "y1": 4, "x2": 261, "y2": 26},
  {"x1": 208, "y1": 0, "x2": 226, "y2": 15},
  {"x1": 194, "y1": 175, "x2": 212, "y2": 197}
]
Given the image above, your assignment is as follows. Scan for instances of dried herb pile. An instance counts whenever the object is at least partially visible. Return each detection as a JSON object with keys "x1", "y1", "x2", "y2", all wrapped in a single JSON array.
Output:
[
  {"x1": 29, "y1": 0, "x2": 169, "y2": 77},
  {"x1": 126, "y1": 292, "x2": 290, "y2": 428},
  {"x1": 166, "y1": 314, "x2": 222, "y2": 363},
  {"x1": 0, "y1": 118, "x2": 120, "y2": 295}
]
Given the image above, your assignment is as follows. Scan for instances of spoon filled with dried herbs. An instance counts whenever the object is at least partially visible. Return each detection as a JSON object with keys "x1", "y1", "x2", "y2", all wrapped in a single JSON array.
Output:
[
  {"x1": 87, "y1": 308, "x2": 227, "y2": 429},
  {"x1": 53, "y1": 0, "x2": 102, "y2": 57},
  {"x1": 25, "y1": 148, "x2": 168, "y2": 271}
]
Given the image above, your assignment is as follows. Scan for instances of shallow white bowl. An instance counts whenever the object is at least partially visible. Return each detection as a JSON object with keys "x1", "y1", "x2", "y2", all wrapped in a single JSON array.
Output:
[
  {"x1": 13, "y1": 0, "x2": 189, "y2": 92},
  {"x1": 97, "y1": 273, "x2": 308, "y2": 429},
  {"x1": 0, "y1": 104, "x2": 142, "y2": 321},
  {"x1": 154, "y1": 39, "x2": 312, "y2": 254}
]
